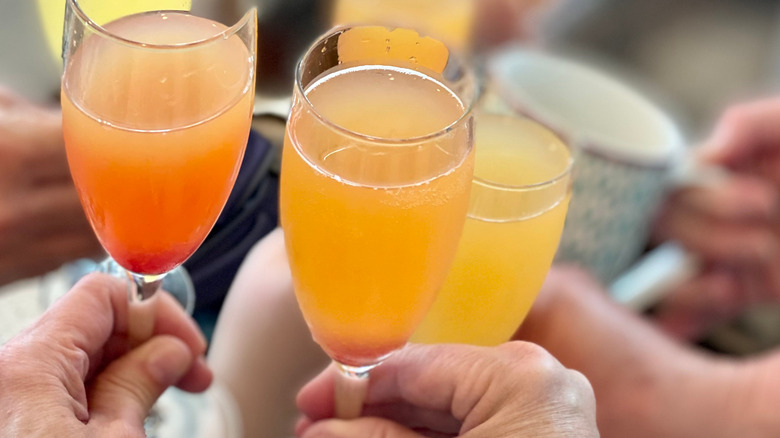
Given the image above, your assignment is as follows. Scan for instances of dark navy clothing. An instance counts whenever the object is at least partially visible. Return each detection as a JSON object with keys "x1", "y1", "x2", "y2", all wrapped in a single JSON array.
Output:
[{"x1": 185, "y1": 130, "x2": 279, "y2": 313}]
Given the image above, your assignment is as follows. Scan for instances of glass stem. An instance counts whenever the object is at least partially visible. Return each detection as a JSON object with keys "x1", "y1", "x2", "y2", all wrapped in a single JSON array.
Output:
[
  {"x1": 129, "y1": 272, "x2": 167, "y2": 303},
  {"x1": 334, "y1": 362, "x2": 376, "y2": 419}
]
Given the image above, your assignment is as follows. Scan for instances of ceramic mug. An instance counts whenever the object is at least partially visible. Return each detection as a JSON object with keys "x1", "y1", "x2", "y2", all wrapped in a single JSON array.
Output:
[{"x1": 488, "y1": 48, "x2": 689, "y2": 284}]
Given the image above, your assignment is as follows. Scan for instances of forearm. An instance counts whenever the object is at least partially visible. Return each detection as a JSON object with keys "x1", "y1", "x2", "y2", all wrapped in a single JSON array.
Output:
[
  {"x1": 624, "y1": 350, "x2": 745, "y2": 438},
  {"x1": 518, "y1": 271, "x2": 754, "y2": 437},
  {"x1": 569, "y1": 307, "x2": 771, "y2": 437},
  {"x1": 722, "y1": 352, "x2": 780, "y2": 436}
]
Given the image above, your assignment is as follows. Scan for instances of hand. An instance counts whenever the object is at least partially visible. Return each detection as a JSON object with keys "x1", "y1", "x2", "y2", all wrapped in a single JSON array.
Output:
[
  {"x1": 0, "y1": 273, "x2": 212, "y2": 436},
  {"x1": 652, "y1": 98, "x2": 780, "y2": 339},
  {"x1": 296, "y1": 342, "x2": 597, "y2": 437},
  {"x1": 474, "y1": 0, "x2": 559, "y2": 48},
  {"x1": 0, "y1": 86, "x2": 101, "y2": 286},
  {"x1": 516, "y1": 266, "x2": 753, "y2": 438}
]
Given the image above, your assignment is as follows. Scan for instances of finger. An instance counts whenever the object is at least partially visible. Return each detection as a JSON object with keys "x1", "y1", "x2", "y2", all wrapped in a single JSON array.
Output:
[
  {"x1": 0, "y1": 232, "x2": 101, "y2": 285},
  {"x1": 0, "y1": 183, "x2": 91, "y2": 244},
  {"x1": 665, "y1": 175, "x2": 778, "y2": 222},
  {"x1": 298, "y1": 343, "x2": 552, "y2": 427},
  {"x1": 87, "y1": 291, "x2": 208, "y2": 380},
  {"x1": 0, "y1": 102, "x2": 66, "y2": 184},
  {"x1": 148, "y1": 291, "x2": 208, "y2": 357},
  {"x1": 174, "y1": 355, "x2": 213, "y2": 393},
  {"x1": 34, "y1": 274, "x2": 206, "y2": 379},
  {"x1": 301, "y1": 418, "x2": 426, "y2": 438},
  {"x1": 362, "y1": 402, "x2": 461, "y2": 434},
  {"x1": 653, "y1": 201, "x2": 776, "y2": 265},
  {"x1": 0, "y1": 84, "x2": 23, "y2": 106},
  {"x1": 700, "y1": 98, "x2": 780, "y2": 166},
  {"x1": 88, "y1": 335, "x2": 194, "y2": 425},
  {"x1": 31, "y1": 274, "x2": 125, "y2": 378},
  {"x1": 653, "y1": 268, "x2": 741, "y2": 340}
]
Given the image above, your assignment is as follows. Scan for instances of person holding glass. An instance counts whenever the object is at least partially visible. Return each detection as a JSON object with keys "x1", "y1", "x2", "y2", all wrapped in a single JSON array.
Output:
[
  {"x1": 0, "y1": 267, "x2": 599, "y2": 437},
  {"x1": 0, "y1": 273, "x2": 212, "y2": 437}
]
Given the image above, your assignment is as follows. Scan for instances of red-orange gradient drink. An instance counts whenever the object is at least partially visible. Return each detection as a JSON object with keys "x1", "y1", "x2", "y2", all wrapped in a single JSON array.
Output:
[{"x1": 62, "y1": 11, "x2": 255, "y2": 274}]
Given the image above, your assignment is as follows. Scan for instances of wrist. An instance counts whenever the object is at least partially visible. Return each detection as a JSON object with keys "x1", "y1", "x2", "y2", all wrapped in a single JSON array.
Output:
[
  {"x1": 598, "y1": 343, "x2": 740, "y2": 438},
  {"x1": 643, "y1": 349, "x2": 755, "y2": 438},
  {"x1": 727, "y1": 353, "x2": 780, "y2": 436}
]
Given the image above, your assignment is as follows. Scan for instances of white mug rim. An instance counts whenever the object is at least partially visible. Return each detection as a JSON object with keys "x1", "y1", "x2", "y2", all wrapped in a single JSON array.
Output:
[{"x1": 489, "y1": 47, "x2": 685, "y2": 168}]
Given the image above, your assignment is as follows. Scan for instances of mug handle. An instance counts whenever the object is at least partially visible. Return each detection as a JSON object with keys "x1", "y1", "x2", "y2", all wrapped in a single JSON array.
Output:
[
  {"x1": 609, "y1": 151, "x2": 730, "y2": 311},
  {"x1": 609, "y1": 242, "x2": 699, "y2": 311}
]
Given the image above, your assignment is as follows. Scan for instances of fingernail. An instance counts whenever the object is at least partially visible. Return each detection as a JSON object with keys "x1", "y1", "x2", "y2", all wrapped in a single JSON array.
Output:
[{"x1": 146, "y1": 339, "x2": 191, "y2": 386}]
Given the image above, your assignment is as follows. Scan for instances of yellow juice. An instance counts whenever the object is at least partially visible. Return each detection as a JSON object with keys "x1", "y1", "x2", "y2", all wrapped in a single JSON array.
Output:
[
  {"x1": 412, "y1": 114, "x2": 571, "y2": 346},
  {"x1": 280, "y1": 64, "x2": 473, "y2": 366}
]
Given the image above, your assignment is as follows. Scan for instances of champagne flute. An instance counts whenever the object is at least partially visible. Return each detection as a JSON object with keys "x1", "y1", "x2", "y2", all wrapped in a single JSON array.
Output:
[
  {"x1": 331, "y1": 0, "x2": 475, "y2": 53},
  {"x1": 279, "y1": 25, "x2": 477, "y2": 418},
  {"x1": 61, "y1": 1, "x2": 256, "y2": 434},
  {"x1": 412, "y1": 88, "x2": 573, "y2": 346},
  {"x1": 61, "y1": 0, "x2": 257, "y2": 313}
]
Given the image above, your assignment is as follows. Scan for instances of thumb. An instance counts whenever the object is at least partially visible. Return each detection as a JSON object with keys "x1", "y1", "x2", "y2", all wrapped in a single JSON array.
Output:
[
  {"x1": 301, "y1": 418, "x2": 424, "y2": 438},
  {"x1": 88, "y1": 335, "x2": 195, "y2": 425}
]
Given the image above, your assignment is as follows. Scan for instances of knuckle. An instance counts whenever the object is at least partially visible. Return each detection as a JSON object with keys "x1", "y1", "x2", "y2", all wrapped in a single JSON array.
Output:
[
  {"x1": 496, "y1": 341, "x2": 562, "y2": 379},
  {"x1": 56, "y1": 343, "x2": 91, "y2": 381},
  {"x1": 565, "y1": 369, "x2": 596, "y2": 407},
  {"x1": 496, "y1": 340, "x2": 542, "y2": 361}
]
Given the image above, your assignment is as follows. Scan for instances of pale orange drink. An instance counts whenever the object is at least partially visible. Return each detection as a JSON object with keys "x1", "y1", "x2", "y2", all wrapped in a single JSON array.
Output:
[
  {"x1": 332, "y1": 0, "x2": 475, "y2": 53},
  {"x1": 413, "y1": 113, "x2": 572, "y2": 346},
  {"x1": 62, "y1": 10, "x2": 255, "y2": 275},
  {"x1": 280, "y1": 26, "x2": 476, "y2": 368}
]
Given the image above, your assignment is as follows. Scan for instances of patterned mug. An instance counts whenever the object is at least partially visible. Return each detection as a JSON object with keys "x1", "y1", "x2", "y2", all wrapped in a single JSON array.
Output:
[{"x1": 489, "y1": 48, "x2": 687, "y2": 283}]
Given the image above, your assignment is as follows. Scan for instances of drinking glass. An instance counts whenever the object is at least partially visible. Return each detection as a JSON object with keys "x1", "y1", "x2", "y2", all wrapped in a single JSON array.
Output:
[
  {"x1": 331, "y1": 0, "x2": 475, "y2": 53},
  {"x1": 61, "y1": 0, "x2": 257, "y2": 314},
  {"x1": 279, "y1": 25, "x2": 477, "y2": 417},
  {"x1": 412, "y1": 91, "x2": 573, "y2": 346}
]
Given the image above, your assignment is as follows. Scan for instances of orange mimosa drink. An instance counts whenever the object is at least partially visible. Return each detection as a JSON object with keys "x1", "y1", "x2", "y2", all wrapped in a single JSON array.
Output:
[
  {"x1": 413, "y1": 114, "x2": 572, "y2": 346},
  {"x1": 332, "y1": 0, "x2": 475, "y2": 53},
  {"x1": 280, "y1": 39, "x2": 475, "y2": 366},
  {"x1": 62, "y1": 11, "x2": 254, "y2": 274}
]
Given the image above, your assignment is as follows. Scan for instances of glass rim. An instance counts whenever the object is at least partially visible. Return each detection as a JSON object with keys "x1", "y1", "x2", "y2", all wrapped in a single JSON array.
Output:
[
  {"x1": 470, "y1": 117, "x2": 574, "y2": 193},
  {"x1": 294, "y1": 24, "x2": 478, "y2": 146},
  {"x1": 67, "y1": 0, "x2": 256, "y2": 50}
]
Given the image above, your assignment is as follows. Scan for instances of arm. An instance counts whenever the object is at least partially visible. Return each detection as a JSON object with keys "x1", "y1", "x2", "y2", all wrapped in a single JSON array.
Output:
[
  {"x1": 207, "y1": 228, "x2": 330, "y2": 438},
  {"x1": 517, "y1": 266, "x2": 780, "y2": 437}
]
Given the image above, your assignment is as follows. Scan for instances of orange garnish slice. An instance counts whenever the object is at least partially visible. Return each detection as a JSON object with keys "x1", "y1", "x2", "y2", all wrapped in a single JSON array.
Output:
[{"x1": 337, "y1": 26, "x2": 449, "y2": 73}]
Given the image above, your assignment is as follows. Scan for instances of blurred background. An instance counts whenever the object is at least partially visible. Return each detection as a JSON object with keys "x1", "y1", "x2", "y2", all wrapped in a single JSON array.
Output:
[{"x1": 544, "y1": 0, "x2": 780, "y2": 140}]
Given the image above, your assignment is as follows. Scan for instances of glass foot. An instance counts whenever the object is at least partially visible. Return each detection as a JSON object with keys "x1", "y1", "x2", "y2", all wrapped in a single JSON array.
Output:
[{"x1": 38, "y1": 258, "x2": 196, "y2": 314}]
